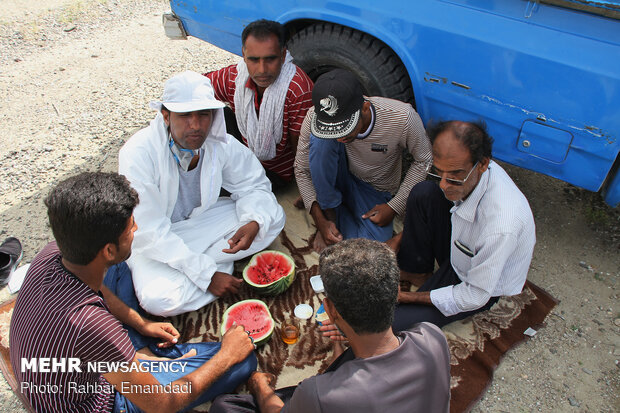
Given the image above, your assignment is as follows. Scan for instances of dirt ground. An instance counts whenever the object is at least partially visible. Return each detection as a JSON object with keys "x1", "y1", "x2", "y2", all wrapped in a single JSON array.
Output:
[{"x1": 0, "y1": 1, "x2": 618, "y2": 411}]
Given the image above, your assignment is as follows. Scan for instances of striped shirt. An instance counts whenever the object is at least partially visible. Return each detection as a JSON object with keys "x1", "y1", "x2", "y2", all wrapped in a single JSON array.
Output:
[
  {"x1": 430, "y1": 161, "x2": 536, "y2": 316},
  {"x1": 205, "y1": 65, "x2": 313, "y2": 181},
  {"x1": 9, "y1": 242, "x2": 135, "y2": 413},
  {"x1": 295, "y1": 96, "x2": 432, "y2": 216}
]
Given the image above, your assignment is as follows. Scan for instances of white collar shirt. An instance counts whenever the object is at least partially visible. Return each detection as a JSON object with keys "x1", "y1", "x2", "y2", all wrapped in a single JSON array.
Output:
[{"x1": 430, "y1": 161, "x2": 536, "y2": 316}]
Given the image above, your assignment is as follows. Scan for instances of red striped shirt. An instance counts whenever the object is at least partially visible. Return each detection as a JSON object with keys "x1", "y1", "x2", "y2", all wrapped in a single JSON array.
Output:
[
  {"x1": 205, "y1": 64, "x2": 313, "y2": 181},
  {"x1": 10, "y1": 242, "x2": 135, "y2": 413}
]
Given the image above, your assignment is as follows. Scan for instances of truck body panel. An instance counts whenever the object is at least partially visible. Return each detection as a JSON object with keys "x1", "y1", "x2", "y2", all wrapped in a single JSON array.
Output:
[{"x1": 169, "y1": 0, "x2": 620, "y2": 205}]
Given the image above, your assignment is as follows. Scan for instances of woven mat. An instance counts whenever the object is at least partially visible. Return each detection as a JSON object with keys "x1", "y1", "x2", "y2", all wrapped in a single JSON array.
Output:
[{"x1": 0, "y1": 188, "x2": 557, "y2": 412}]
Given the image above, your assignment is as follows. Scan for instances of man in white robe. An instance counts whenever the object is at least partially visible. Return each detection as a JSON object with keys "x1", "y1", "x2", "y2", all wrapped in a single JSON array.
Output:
[{"x1": 118, "y1": 71, "x2": 285, "y2": 317}]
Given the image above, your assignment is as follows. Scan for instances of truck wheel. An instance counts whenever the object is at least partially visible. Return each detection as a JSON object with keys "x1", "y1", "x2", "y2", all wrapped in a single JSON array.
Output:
[{"x1": 288, "y1": 23, "x2": 414, "y2": 105}]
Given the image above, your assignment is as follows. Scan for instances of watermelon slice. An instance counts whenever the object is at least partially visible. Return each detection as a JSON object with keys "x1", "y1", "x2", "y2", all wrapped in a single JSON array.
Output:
[
  {"x1": 243, "y1": 250, "x2": 296, "y2": 296},
  {"x1": 220, "y1": 299, "x2": 274, "y2": 346}
]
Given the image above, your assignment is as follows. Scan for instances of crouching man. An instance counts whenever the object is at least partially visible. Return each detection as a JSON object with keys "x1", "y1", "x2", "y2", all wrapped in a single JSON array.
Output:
[
  {"x1": 10, "y1": 172, "x2": 257, "y2": 413},
  {"x1": 211, "y1": 238, "x2": 451, "y2": 413},
  {"x1": 389, "y1": 121, "x2": 536, "y2": 330}
]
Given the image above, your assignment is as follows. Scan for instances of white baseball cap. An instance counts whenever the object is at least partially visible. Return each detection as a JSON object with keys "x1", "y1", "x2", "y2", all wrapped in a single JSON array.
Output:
[{"x1": 149, "y1": 70, "x2": 225, "y2": 112}]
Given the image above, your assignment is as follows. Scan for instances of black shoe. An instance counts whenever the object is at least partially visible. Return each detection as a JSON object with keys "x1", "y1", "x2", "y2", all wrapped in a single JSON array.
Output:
[{"x1": 0, "y1": 237, "x2": 23, "y2": 285}]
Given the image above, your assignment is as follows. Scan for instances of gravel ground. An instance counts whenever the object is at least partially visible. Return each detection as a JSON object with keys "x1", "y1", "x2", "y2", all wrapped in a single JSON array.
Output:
[{"x1": 0, "y1": 1, "x2": 618, "y2": 411}]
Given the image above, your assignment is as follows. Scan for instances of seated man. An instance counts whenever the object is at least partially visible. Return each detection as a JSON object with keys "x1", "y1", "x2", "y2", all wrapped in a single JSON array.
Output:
[
  {"x1": 118, "y1": 71, "x2": 285, "y2": 317},
  {"x1": 389, "y1": 121, "x2": 536, "y2": 330},
  {"x1": 210, "y1": 238, "x2": 451, "y2": 413},
  {"x1": 10, "y1": 172, "x2": 257, "y2": 413},
  {"x1": 295, "y1": 69, "x2": 432, "y2": 251},
  {"x1": 205, "y1": 19, "x2": 313, "y2": 186}
]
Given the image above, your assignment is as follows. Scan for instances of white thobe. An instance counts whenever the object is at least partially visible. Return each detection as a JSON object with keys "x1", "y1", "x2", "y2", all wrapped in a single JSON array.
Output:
[{"x1": 118, "y1": 108, "x2": 285, "y2": 316}]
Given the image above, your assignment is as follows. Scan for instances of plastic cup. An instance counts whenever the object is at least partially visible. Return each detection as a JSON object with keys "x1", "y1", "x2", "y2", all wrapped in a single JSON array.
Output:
[{"x1": 280, "y1": 318, "x2": 300, "y2": 344}]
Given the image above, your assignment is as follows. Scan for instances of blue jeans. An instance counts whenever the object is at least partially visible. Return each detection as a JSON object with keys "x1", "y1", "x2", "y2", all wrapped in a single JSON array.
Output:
[
  {"x1": 309, "y1": 135, "x2": 393, "y2": 241},
  {"x1": 106, "y1": 263, "x2": 257, "y2": 413}
]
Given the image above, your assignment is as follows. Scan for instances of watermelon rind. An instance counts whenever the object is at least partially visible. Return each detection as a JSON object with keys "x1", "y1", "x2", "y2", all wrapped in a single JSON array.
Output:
[
  {"x1": 242, "y1": 250, "x2": 296, "y2": 296},
  {"x1": 220, "y1": 299, "x2": 274, "y2": 347}
]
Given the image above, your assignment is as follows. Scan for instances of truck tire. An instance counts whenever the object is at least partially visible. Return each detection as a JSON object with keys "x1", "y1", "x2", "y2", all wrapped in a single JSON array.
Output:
[{"x1": 288, "y1": 23, "x2": 414, "y2": 105}]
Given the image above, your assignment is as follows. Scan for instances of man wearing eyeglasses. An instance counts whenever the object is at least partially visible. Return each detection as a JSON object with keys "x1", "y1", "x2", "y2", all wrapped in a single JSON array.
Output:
[
  {"x1": 387, "y1": 120, "x2": 536, "y2": 330},
  {"x1": 295, "y1": 69, "x2": 432, "y2": 252}
]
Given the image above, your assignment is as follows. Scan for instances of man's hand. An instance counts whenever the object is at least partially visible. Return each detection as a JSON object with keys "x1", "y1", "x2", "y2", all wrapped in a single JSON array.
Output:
[
  {"x1": 319, "y1": 319, "x2": 348, "y2": 342},
  {"x1": 207, "y1": 271, "x2": 242, "y2": 297},
  {"x1": 317, "y1": 219, "x2": 343, "y2": 246},
  {"x1": 362, "y1": 203, "x2": 396, "y2": 227},
  {"x1": 223, "y1": 221, "x2": 259, "y2": 254},
  {"x1": 310, "y1": 203, "x2": 343, "y2": 250},
  {"x1": 138, "y1": 320, "x2": 180, "y2": 348},
  {"x1": 220, "y1": 323, "x2": 255, "y2": 364}
]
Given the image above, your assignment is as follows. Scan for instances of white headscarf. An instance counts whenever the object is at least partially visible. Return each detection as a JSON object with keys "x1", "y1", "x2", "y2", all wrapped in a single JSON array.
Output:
[{"x1": 233, "y1": 51, "x2": 296, "y2": 160}]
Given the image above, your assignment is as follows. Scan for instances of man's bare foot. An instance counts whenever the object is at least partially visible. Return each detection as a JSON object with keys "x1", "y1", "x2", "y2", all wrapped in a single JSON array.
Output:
[
  {"x1": 312, "y1": 230, "x2": 328, "y2": 253},
  {"x1": 385, "y1": 234, "x2": 401, "y2": 253},
  {"x1": 293, "y1": 195, "x2": 304, "y2": 209},
  {"x1": 400, "y1": 270, "x2": 432, "y2": 287}
]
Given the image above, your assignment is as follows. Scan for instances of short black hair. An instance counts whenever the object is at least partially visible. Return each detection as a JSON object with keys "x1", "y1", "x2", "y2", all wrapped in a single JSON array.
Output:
[
  {"x1": 45, "y1": 172, "x2": 139, "y2": 265},
  {"x1": 241, "y1": 19, "x2": 286, "y2": 49},
  {"x1": 427, "y1": 120, "x2": 493, "y2": 164},
  {"x1": 320, "y1": 238, "x2": 399, "y2": 334}
]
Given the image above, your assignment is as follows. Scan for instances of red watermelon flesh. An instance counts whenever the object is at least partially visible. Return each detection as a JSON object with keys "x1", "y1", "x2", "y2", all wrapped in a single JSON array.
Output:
[
  {"x1": 245, "y1": 251, "x2": 293, "y2": 285},
  {"x1": 221, "y1": 300, "x2": 274, "y2": 345}
]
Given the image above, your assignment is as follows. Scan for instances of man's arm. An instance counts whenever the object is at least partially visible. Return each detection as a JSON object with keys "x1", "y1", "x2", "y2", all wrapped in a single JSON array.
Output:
[
  {"x1": 285, "y1": 68, "x2": 313, "y2": 156},
  {"x1": 220, "y1": 139, "x2": 283, "y2": 242},
  {"x1": 294, "y1": 109, "x2": 319, "y2": 212},
  {"x1": 386, "y1": 107, "x2": 432, "y2": 216},
  {"x1": 426, "y1": 232, "x2": 522, "y2": 316},
  {"x1": 104, "y1": 324, "x2": 254, "y2": 413},
  {"x1": 204, "y1": 65, "x2": 236, "y2": 106},
  {"x1": 398, "y1": 290, "x2": 432, "y2": 305},
  {"x1": 207, "y1": 221, "x2": 258, "y2": 295},
  {"x1": 294, "y1": 109, "x2": 343, "y2": 245},
  {"x1": 310, "y1": 202, "x2": 343, "y2": 246},
  {"x1": 247, "y1": 372, "x2": 284, "y2": 413},
  {"x1": 100, "y1": 285, "x2": 180, "y2": 347},
  {"x1": 288, "y1": 131, "x2": 300, "y2": 157}
]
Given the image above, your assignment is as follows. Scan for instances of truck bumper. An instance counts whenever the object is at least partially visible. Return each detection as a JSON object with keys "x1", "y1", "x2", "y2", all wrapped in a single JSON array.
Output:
[{"x1": 162, "y1": 11, "x2": 187, "y2": 40}]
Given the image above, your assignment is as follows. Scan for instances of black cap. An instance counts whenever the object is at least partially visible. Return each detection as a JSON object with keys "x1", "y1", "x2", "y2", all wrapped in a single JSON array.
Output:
[{"x1": 311, "y1": 69, "x2": 364, "y2": 139}]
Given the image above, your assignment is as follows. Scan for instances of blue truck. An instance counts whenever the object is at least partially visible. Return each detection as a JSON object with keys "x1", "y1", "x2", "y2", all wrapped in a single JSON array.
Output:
[{"x1": 164, "y1": 0, "x2": 620, "y2": 206}]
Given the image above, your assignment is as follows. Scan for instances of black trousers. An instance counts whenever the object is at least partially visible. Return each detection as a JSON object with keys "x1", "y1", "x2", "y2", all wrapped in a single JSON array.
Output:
[
  {"x1": 392, "y1": 181, "x2": 499, "y2": 331},
  {"x1": 210, "y1": 349, "x2": 356, "y2": 412}
]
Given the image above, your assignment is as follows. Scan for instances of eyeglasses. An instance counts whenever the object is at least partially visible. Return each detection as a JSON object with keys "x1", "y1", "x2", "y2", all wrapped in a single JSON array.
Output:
[{"x1": 426, "y1": 161, "x2": 479, "y2": 186}]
